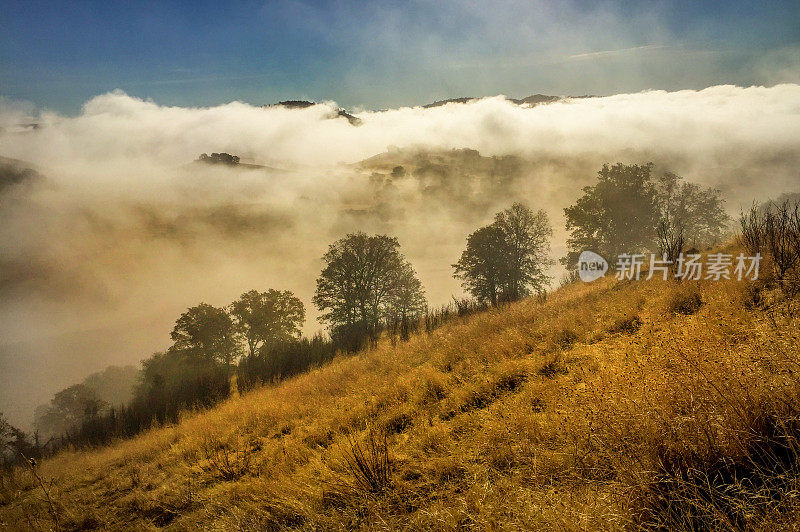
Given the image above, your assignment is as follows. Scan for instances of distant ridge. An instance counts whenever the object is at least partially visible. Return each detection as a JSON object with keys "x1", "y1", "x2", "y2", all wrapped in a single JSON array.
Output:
[
  {"x1": 422, "y1": 97, "x2": 477, "y2": 108},
  {"x1": 422, "y1": 93, "x2": 595, "y2": 108},
  {"x1": 265, "y1": 100, "x2": 362, "y2": 125},
  {"x1": 0, "y1": 156, "x2": 42, "y2": 192}
]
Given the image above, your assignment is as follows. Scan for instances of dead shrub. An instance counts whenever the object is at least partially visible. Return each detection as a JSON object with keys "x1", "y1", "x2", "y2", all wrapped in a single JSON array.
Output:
[
  {"x1": 0, "y1": 467, "x2": 25, "y2": 506},
  {"x1": 668, "y1": 289, "x2": 703, "y2": 315},
  {"x1": 382, "y1": 411, "x2": 413, "y2": 435},
  {"x1": 335, "y1": 428, "x2": 392, "y2": 495},
  {"x1": 741, "y1": 281, "x2": 766, "y2": 310},
  {"x1": 430, "y1": 456, "x2": 468, "y2": 484},
  {"x1": 553, "y1": 327, "x2": 579, "y2": 348},
  {"x1": 415, "y1": 372, "x2": 447, "y2": 406},
  {"x1": 494, "y1": 370, "x2": 527, "y2": 393},
  {"x1": 459, "y1": 386, "x2": 495, "y2": 412},
  {"x1": 607, "y1": 314, "x2": 642, "y2": 335},
  {"x1": 539, "y1": 354, "x2": 568, "y2": 378},
  {"x1": 740, "y1": 200, "x2": 800, "y2": 296},
  {"x1": 739, "y1": 202, "x2": 767, "y2": 256},
  {"x1": 198, "y1": 437, "x2": 255, "y2": 481}
]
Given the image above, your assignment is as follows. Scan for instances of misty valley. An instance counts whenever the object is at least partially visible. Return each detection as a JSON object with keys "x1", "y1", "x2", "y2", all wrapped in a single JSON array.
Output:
[{"x1": 2, "y1": 2, "x2": 800, "y2": 528}]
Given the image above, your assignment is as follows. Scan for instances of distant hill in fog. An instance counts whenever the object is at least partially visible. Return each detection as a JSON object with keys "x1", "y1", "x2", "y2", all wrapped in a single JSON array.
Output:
[
  {"x1": 265, "y1": 100, "x2": 362, "y2": 125},
  {"x1": 422, "y1": 93, "x2": 595, "y2": 108},
  {"x1": 0, "y1": 156, "x2": 42, "y2": 192}
]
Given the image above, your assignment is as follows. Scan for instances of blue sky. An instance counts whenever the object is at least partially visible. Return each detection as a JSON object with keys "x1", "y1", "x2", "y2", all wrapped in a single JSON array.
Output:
[{"x1": 1, "y1": 0, "x2": 798, "y2": 113}]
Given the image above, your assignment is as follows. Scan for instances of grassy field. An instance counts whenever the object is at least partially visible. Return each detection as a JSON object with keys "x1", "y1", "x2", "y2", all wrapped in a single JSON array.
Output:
[{"x1": 2, "y1": 246, "x2": 800, "y2": 531}]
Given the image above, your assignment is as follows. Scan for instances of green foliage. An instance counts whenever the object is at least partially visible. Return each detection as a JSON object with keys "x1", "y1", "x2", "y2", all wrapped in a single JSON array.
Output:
[
  {"x1": 454, "y1": 202, "x2": 552, "y2": 305},
  {"x1": 453, "y1": 225, "x2": 507, "y2": 305}
]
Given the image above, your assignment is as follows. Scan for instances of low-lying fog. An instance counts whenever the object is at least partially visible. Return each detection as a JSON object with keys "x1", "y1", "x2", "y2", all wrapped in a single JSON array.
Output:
[{"x1": 1, "y1": 84, "x2": 799, "y2": 428}]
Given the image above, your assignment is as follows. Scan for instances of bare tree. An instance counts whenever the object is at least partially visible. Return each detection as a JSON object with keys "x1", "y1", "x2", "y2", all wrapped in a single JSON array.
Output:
[
  {"x1": 739, "y1": 198, "x2": 800, "y2": 294},
  {"x1": 657, "y1": 218, "x2": 685, "y2": 264},
  {"x1": 764, "y1": 200, "x2": 799, "y2": 290},
  {"x1": 738, "y1": 202, "x2": 766, "y2": 256}
]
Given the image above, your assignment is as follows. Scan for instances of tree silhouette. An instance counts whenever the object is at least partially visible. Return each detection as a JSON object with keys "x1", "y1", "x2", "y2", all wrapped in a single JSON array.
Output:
[
  {"x1": 314, "y1": 232, "x2": 425, "y2": 348},
  {"x1": 654, "y1": 172, "x2": 729, "y2": 248},
  {"x1": 454, "y1": 203, "x2": 552, "y2": 305},
  {"x1": 388, "y1": 261, "x2": 427, "y2": 323},
  {"x1": 170, "y1": 303, "x2": 239, "y2": 369},
  {"x1": 493, "y1": 202, "x2": 553, "y2": 301},
  {"x1": 453, "y1": 225, "x2": 508, "y2": 306},
  {"x1": 198, "y1": 152, "x2": 240, "y2": 165},
  {"x1": 1, "y1": 412, "x2": 37, "y2": 467},
  {"x1": 230, "y1": 289, "x2": 305, "y2": 357},
  {"x1": 33, "y1": 384, "x2": 107, "y2": 439}
]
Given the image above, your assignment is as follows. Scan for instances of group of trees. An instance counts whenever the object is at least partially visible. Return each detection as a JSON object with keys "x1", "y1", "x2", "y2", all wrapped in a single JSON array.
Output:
[
  {"x1": 135, "y1": 289, "x2": 307, "y2": 424},
  {"x1": 21, "y1": 207, "x2": 546, "y2": 450},
  {"x1": 562, "y1": 163, "x2": 729, "y2": 267},
  {"x1": 311, "y1": 205, "x2": 554, "y2": 349},
  {"x1": 32, "y1": 366, "x2": 139, "y2": 444},
  {"x1": 34, "y1": 384, "x2": 106, "y2": 442},
  {"x1": 19, "y1": 290, "x2": 307, "y2": 451},
  {"x1": 232, "y1": 290, "x2": 306, "y2": 357},
  {"x1": 197, "y1": 152, "x2": 240, "y2": 165}
]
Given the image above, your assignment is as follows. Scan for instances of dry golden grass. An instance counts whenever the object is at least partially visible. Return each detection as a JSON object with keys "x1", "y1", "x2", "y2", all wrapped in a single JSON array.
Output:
[{"x1": 2, "y1": 250, "x2": 800, "y2": 531}]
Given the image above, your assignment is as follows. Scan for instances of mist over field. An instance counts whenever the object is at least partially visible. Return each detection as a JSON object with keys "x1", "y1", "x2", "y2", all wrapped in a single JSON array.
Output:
[{"x1": 1, "y1": 84, "x2": 799, "y2": 427}]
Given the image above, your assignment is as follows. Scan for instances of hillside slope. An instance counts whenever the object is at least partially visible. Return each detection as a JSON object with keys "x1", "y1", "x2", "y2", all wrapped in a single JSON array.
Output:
[{"x1": 2, "y1": 251, "x2": 799, "y2": 531}]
